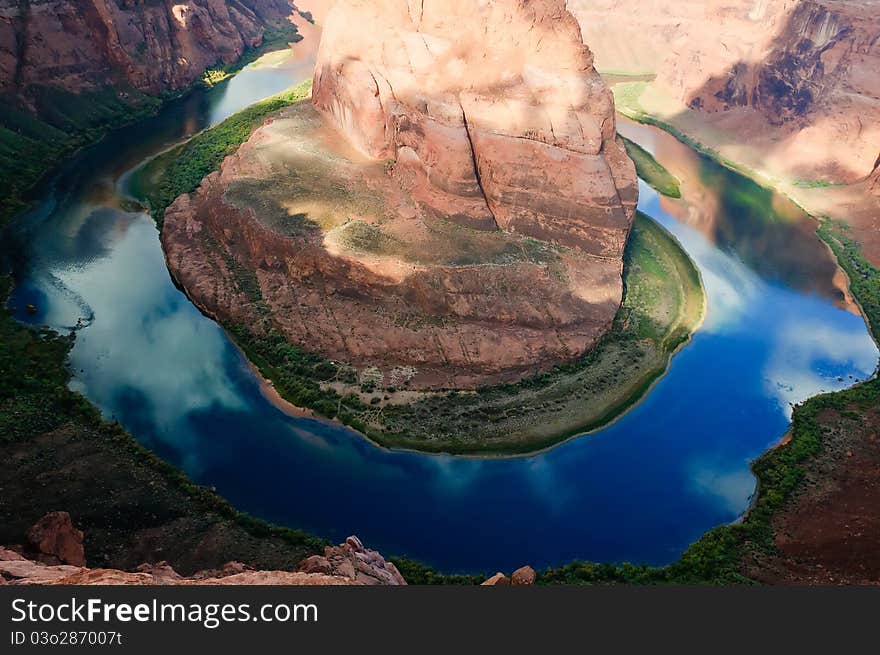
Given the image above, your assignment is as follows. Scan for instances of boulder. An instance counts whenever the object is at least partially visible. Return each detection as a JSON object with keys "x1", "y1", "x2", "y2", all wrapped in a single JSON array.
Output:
[
  {"x1": 298, "y1": 555, "x2": 333, "y2": 575},
  {"x1": 481, "y1": 572, "x2": 511, "y2": 586},
  {"x1": 511, "y1": 565, "x2": 537, "y2": 586},
  {"x1": 26, "y1": 512, "x2": 85, "y2": 567},
  {"x1": 322, "y1": 535, "x2": 408, "y2": 585}
]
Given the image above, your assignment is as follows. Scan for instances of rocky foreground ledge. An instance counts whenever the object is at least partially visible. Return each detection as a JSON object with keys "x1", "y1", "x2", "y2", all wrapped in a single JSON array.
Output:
[
  {"x1": 0, "y1": 513, "x2": 402, "y2": 586},
  {"x1": 0, "y1": 513, "x2": 535, "y2": 586}
]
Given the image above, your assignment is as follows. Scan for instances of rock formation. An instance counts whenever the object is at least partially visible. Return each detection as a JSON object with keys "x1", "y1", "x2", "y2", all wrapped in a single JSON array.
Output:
[
  {"x1": 312, "y1": 0, "x2": 636, "y2": 253},
  {"x1": 0, "y1": 547, "x2": 351, "y2": 585},
  {"x1": 297, "y1": 535, "x2": 406, "y2": 585},
  {"x1": 24, "y1": 511, "x2": 85, "y2": 567},
  {"x1": 0, "y1": 0, "x2": 295, "y2": 100},
  {"x1": 480, "y1": 566, "x2": 536, "y2": 586},
  {"x1": 163, "y1": 0, "x2": 637, "y2": 390}
]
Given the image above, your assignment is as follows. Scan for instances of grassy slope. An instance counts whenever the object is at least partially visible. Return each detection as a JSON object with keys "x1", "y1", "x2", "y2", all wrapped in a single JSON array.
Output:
[{"x1": 133, "y1": 80, "x2": 313, "y2": 224}]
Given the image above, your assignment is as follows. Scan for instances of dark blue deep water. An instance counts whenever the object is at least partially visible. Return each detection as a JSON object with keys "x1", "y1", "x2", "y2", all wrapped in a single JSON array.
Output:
[{"x1": 4, "y1": 58, "x2": 877, "y2": 573}]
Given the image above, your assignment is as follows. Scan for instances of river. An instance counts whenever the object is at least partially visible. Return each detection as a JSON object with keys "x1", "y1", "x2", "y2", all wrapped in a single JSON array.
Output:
[{"x1": 3, "y1": 53, "x2": 877, "y2": 573}]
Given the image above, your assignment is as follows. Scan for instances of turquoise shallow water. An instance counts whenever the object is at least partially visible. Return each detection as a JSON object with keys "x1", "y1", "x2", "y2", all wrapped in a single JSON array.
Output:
[{"x1": 4, "y1": 62, "x2": 877, "y2": 573}]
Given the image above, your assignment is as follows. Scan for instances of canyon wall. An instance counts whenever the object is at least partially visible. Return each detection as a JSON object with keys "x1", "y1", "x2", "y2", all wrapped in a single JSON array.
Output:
[
  {"x1": 0, "y1": 0, "x2": 295, "y2": 99},
  {"x1": 312, "y1": 0, "x2": 637, "y2": 255},
  {"x1": 570, "y1": 0, "x2": 880, "y2": 183}
]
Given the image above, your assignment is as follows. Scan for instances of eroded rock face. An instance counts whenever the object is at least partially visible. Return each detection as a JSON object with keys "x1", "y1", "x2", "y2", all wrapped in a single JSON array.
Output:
[
  {"x1": 570, "y1": 0, "x2": 880, "y2": 183},
  {"x1": 0, "y1": 0, "x2": 294, "y2": 99},
  {"x1": 312, "y1": 0, "x2": 636, "y2": 254}
]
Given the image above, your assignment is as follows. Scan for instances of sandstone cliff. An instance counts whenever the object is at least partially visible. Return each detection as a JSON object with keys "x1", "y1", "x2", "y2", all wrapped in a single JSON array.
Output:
[
  {"x1": 0, "y1": 0, "x2": 295, "y2": 99},
  {"x1": 162, "y1": 0, "x2": 637, "y2": 391},
  {"x1": 570, "y1": 0, "x2": 880, "y2": 184},
  {"x1": 313, "y1": 0, "x2": 637, "y2": 254}
]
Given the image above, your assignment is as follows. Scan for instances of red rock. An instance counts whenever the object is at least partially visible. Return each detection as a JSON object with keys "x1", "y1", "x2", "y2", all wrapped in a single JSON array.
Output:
[
  {"x1": 481, "y1": 572, "x2": 511, "y2": 586},
  {"x1": 322, "y1": 536, "x2": 407, "y2": 585},
  {"x1": 298, "y1": 555, "x2": 333, "y2": 575},
  {"x1": 26, "y1": 512, "x2": 85, "y2": 567},
  {"x1": 162, "y1": 0, "x2": 638, "y2": 394},
  {"x1": 511, "y1": 565, "x2": 536, "y2": 585},
  {"x1": 1, "y1": 535, "x2": 404, "y2": 586},
  {"x1": 135, "y1": 561, "x2": 183, "y2": 583},
  {"x1": 0, "y1": 547, "x2": 25, "y2": 562},
  {"x1": 570, "y1": 0, "x2": 880, "y2": 185}
]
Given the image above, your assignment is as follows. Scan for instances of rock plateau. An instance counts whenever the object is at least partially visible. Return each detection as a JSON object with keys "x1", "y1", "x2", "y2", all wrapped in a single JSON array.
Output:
[{"x1": 162, "y1": 0, "x2": 637, "y2": 391}]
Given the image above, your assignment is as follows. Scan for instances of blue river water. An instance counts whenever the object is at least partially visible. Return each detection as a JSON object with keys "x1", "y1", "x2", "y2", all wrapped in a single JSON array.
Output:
[{"x1": 4, "y1": 56, "x2": 877, "y2": 573}]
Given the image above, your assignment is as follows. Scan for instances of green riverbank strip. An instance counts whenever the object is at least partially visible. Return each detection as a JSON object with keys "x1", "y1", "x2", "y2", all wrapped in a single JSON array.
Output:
[
  {"x1": 223, "y1": 212, "x2": 704, "y2": 456},
  {"x1": 621, "y1": 135, "x2": 681, "y2": 198},
  {"x1": 131, "y1": 80, "x2": 313, "y2": 223},
  {"x1": 612, "y1": 82, "x2": 756, "y2": 179},
  {"x1": 360, "y1": 212, "x2": 703, "y2": 454}
]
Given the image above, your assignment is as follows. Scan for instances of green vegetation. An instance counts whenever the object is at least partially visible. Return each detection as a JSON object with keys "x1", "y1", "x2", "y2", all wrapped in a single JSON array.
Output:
[
  {"x1": 621, "y1": 135, "x2": 681, "y2": 198},
  {"x1": 217, "y1": 212, "x2": 705, "y2": 455},
  {"x1": 333, "y1": 218, "x2": 562, "y2": 267},
  {"x1": 0, "y1": 276, "x2": 325, "y2": 573},
  {"x1": 792, "y1": 179, "x2": 844, "y2": 189},
  {"x1": 0, "y1": 86, "x2": 162, "y2": 228},
  {"x1": 133, "y1": 80, "x2": 313, "y2": 225},
  {"x1": 389, "y1": 558, "x2": 485, "y2": 586},
  {"x1": 200, "y1": 23, "x2": 302, "y2": 87}
]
